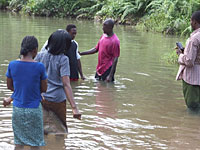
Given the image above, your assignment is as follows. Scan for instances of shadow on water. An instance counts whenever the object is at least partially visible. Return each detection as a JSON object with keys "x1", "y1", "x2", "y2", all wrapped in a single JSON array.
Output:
[{"x1": 1, "y1": 11, "x2": 200, "y2": 150}]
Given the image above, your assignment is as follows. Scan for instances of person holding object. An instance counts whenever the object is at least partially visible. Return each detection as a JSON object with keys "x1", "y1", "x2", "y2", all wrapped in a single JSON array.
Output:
[
  {"x1": 176, "y1": 10, "x2": 200, "y2": 111},
  {"x1": 35, "y1": 29, "x2": 81, "y2": 134},
  {"x1": 3, "y1": 36, "x2": 47, "y2": 150},
  {"x1": 80, "y1": 19, "x2": 120, "y2": 82}
]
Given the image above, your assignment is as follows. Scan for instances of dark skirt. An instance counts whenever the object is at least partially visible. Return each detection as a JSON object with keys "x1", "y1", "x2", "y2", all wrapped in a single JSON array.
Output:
[{"x1": 42, "y1": 99, "x2": 68, "y2": 134}]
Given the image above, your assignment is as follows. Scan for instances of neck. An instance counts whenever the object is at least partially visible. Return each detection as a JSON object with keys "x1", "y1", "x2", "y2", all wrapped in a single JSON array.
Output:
[
  {"x1": 107, "y1": 32, "x2": 114, "y2": 37},
  {"x1": 21, "y1": 54, "x2": 34, "y2": 62}
]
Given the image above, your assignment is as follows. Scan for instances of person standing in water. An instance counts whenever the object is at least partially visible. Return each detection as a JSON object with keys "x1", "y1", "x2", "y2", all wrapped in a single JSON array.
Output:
[
  {"x1": 80, "y1": 19, "x2": 120, "y2": 82},
  {"x1": 35, "y1": 29, "x2": 81, "y2": 134},
  {"x1": 65, "y1": 24, "x2": 85, "y2": 81},
  {"x1": 176, "y1": 11, "x2": 200, "y2": 111},
  {"x1": 3, "y1": 36, "x2": 47, "y2": 150}
]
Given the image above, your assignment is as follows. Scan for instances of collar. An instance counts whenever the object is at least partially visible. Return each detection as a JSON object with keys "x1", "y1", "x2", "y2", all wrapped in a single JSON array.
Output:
[{"x1": 191, "y1": 28, "x2": 200, "y2": 36}]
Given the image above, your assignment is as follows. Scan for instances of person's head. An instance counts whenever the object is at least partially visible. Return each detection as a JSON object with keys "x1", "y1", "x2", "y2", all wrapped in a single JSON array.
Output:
[
  {"x1": 191, "y1": 11, "x2": 200, "y2": 31},
  {"x1": 66, "y1": 24, "x2": 77, "y2": 40},
  {"x1": 20, "y1": 36, "x2": 38, "y2": 58},
  {"x1": 102, "y1": 19, "x2": 114, "y2": 35},
  {"x1": 46, "y1": 29, "x2": 72, "y2": 55}
]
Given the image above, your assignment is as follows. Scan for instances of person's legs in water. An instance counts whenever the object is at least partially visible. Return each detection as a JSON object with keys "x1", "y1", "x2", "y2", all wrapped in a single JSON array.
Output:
[
  {"x1": 183, "y1": 80, "x2": 200, "y2": 111},
  {"x1": 14, "y1": 145, "x2": 24, "y2": 150}
]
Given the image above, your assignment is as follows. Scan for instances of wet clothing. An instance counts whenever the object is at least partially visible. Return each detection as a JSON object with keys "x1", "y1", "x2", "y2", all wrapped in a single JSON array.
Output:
[
  {"x1": 6, "y1": 60, "x2": 47, "y2": 146},
  {"x1": 95, "y1": 66, "x2": 114, "y2": 81},
  {"x1": 6, "y1": 61, "x2": 47, "y2": 108},
  {"x1": 176, "y1": 28, "x2": 200, "y2": 110},
  {"x1": 95, "y1": 33, "x2": 120, "y2": 76},
  {"x1": 35, "y1": 50, "x2": 70, "y2": 133},
  {"x1": 182, "y1": 80, "x2": 200, "y2": 110},
  {"x1": 42, "y1": 99, "x2": 67, "y2": 131},
  {"x1": 65, "y1": 40, "x2": 80, "y2": 80},
  {"x1": 35, "y1": 51, "x2": 70, "y2": 103},
  {"x1": 12, "y1": 104, "x2": 45, "y2": 146}
]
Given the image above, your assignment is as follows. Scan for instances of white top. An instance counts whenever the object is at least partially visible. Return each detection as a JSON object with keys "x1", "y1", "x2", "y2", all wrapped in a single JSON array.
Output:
[{"x1": 41, "y1": 40, "x2": 81, "y2": 60}]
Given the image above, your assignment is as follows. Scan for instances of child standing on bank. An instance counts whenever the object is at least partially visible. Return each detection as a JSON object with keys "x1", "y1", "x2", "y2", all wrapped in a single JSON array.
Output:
[{"x1": 3, "y1": 36, "x2": 47, "y2": 150}]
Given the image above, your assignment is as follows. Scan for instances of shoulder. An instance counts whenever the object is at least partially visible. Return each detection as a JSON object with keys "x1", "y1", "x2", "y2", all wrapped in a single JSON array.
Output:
[
  {"x1": 113, "y1": 34, "x2": 120, "y2": 42},
  {"x1": 9, "y1": 60, "x2": 19, "y2": 66},
  {"x1": 73, "y1": 40, "x2": 78, "y2": 46}
]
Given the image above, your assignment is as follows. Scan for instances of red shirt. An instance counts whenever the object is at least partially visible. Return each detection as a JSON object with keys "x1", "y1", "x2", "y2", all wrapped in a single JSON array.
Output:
[{"x1": 95, "y1": 34, "x2": 120, "y2": 76}]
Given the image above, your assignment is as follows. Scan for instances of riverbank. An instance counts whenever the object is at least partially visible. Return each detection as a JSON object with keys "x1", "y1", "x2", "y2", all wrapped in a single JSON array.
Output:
[{"x1": 1, "y1": 0, "x2": 199, "y2": 36}]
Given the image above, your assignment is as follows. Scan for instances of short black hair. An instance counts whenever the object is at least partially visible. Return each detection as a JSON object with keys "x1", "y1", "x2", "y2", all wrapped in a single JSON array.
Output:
[
  {"x1": 191, "y1": 11, "x2": 200, "y2": 24},
  {"x1": 104, "y1": 19, "x2": 115, "y2": 28},
  {"x1": 20, "y1": 36, "x2": 38, "y2": 56},
  {"x1": 66, "y1": 24, "x2": 76, "y2": 32},
  {"x1": 46, "y1": 29, "x2": 71, "y2": 55}
]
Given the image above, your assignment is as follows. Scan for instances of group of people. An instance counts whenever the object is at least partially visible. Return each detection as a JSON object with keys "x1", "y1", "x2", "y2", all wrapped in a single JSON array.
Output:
[
  {"x1": 3, "y1": 9, "x2": 200, "y2": 149},
  {"x1": 3, "y1": 19, "x2": 120, "y2": 150}
]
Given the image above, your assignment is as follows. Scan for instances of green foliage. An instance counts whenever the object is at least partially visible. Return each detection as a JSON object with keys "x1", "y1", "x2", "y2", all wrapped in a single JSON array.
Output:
[
  {"x1": 3, "y1": 0, "x2": 200, "y2": 35},
  {"x1": 0, "y1": 0, "x2": 11, "y2": 9},
  {"x1": 161, "y1": 50, "x2": 178, "y2": 64}
]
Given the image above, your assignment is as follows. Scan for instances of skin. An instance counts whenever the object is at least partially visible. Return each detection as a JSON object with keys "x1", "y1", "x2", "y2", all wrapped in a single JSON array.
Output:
[
  {"x1": 4, "y1": 48, "x2": 47, "y2": 150},
  {"x1": 68, "y1": 27, "x2": 85, "y2": 80},
  {"x1": 176, "y1": 18, "x2": 200, "y2": 55},
  {"x1": 62, "y1": 76, "x2": 81, "y2": 120},
  {"x1": 80, "y1": 19, "x2": 119, "y2": 82}
]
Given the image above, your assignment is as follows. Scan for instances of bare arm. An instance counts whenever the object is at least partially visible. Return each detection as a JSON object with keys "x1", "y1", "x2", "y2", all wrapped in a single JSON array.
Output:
[
  {"x1": 62, "y1": 76, "x2": 81, "y2": 120},
  {"x1": 77, "y1": 59, "x2": 85, "y2": 80},
  {"x1": 7, "y1": 77, "x2": 14, "y2": 91},
  {"x1": 40, "y1": 79, "x2": 47, "y2": 93},
  {"x1": 106, "y1": 57, "x2": 119, "y2": 82},
  {"x1": 80, "y1": 48, "x2": 98, "y2": 55}
]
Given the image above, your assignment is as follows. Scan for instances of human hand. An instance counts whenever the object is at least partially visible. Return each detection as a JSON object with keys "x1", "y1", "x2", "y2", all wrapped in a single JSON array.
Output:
[
  {"x1": 176, "y1": 48, "x2": 183, "y2": 56},
  {"x1": 3, "y1": 97, "x2": 12, "y2": 107},
  {"x1": 81, "y1": 75, "x2": 86, "y2": 80},
  {"x1": 72, "y1": 108, "x2": 81, "y2": 120},
  {"x1": 106, "y1": 75, "x2": 112, "y2": 82}
]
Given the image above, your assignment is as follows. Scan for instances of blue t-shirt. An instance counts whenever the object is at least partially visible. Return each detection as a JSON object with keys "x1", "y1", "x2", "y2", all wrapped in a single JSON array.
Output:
[{"x1": 6, "y1": 60, "x2": 47, "y2": 108}]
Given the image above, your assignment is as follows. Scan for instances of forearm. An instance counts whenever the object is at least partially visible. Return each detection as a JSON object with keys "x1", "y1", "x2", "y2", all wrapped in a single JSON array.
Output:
[
  {"x1": 80, "y1": 48, "x2": 97, "y2": 55},
  {"x1": 64, "y1": 85, "x2": 77, "y2": 108},
  {"x1": 109, "y1": 57, "x2": 118, "y2": 77},
  {"x1": 77, "y1": 59, "x2": 83, "y2": 77}
]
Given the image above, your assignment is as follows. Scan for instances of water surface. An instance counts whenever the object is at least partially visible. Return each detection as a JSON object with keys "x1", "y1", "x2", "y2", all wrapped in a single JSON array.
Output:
[{"x1": 0, "y1": 11, "x2": 200, "y2": 150}]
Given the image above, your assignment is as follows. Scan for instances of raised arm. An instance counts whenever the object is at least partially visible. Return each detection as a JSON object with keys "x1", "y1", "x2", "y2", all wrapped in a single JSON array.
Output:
[
  {"x1": 80, "y1": 48, "x2": 98, "y2": 55},
  {"x1": 62, "y1": 76, "x2": 81, "y2": 120}
]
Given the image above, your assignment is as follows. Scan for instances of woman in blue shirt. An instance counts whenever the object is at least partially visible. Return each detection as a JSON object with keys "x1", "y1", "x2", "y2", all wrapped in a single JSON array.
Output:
[{"x1": 3, "y1": 36, "x2": 47, "y2": 150}]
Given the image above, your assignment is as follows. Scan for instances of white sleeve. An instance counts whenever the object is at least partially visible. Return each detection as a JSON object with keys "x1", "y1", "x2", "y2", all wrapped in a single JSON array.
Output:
[
  {"x1": 74, "y1": 41, "x2": 81, "y2": 59},
  {"x1": 41, "y1": 40, "x2": 48, "y2": 52}
]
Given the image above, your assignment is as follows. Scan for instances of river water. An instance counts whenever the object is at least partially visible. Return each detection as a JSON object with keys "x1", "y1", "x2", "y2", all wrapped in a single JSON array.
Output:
[{"x1": 1, "y1": 11, "x2": 200, "y2": 150}]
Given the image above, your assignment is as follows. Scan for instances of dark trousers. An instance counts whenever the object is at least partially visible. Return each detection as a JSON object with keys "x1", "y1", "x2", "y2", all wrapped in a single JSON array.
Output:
[
  {"x1": 95, "y1": 66, "x2": 114, "y2": 81},
  {"x1": 182, "y1": 80, "x2": 200, "y2": 111}
]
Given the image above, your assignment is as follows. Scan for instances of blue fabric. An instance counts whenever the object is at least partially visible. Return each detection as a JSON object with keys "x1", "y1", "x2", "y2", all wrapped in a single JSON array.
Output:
[
  {"x1": 6, "y1": 60, "x2": 47, "y2": 108},
  {"x1": 12, "y1": 104, "x2": 45, "y2": 146}
]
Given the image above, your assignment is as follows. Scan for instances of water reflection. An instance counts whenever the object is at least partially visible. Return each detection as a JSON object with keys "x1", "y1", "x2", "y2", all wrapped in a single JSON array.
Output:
[{"x1": 1, "y1": 11, "x2": 200, "y2": 150}]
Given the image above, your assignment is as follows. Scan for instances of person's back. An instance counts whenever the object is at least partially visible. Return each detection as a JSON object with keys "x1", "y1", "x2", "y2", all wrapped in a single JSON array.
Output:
[
  {"x1": 35, "y1": 50, "x2": 70, "y2": 102},
  {"x1": 4, "y1": 36, "x2": 47, "y2": 150},
  {"x1": 7, "y1": 60, "x2": 46, "y2": 108}
]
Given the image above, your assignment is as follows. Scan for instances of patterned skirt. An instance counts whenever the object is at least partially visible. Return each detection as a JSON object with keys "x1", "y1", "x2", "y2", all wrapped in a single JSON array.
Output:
[{"x1": 12, "y1": 104, "x2": 45, "y2": 146}]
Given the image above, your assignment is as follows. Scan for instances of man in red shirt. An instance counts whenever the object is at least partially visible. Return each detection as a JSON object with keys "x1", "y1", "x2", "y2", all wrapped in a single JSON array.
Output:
[{"x1": 80, "y1": 19, "x2": 120, "y2": 82}]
